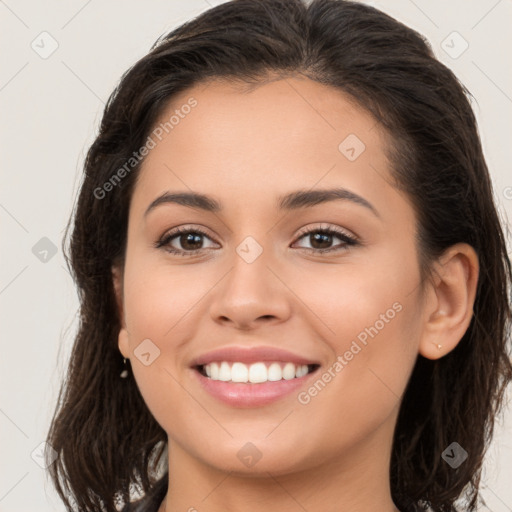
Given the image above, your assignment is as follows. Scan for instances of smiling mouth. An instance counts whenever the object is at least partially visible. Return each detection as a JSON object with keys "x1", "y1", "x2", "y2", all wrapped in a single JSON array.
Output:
[{"x1": 194, "y1": 362, "x2": 321, "y2": 383}]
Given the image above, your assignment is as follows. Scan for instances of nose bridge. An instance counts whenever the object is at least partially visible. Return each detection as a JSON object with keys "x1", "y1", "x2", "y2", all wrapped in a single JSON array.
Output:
[
  {"x1": 227, "y1": 232, "x2": 275, "y2": 295},
  {"x1": 223, "y1": 205, "x2": 289, "y2": 287},
  {"x1": 209, "y1": 229, "x2": 291, "y2": 327}
]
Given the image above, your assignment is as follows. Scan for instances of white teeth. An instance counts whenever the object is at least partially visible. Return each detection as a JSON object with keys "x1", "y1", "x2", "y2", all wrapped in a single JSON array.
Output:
[
  {"x1": 218, "y1": 361, "x2": 231, "y2": 381},
  {"x1": 248, "y1": 362, "x2": 267, "y2": 383},
  {"x1": 231, "y1": 362, "x2": 249, "y2": 382},
  {"x1": 202, "y1": 361, "x2": 312, "y2": 383},
  {"x1": 282, "y1": 362, "x2": 296, "y2": 380},
  {"x1": 267, "y1": 362, "x2": 282, "y2": 381}
]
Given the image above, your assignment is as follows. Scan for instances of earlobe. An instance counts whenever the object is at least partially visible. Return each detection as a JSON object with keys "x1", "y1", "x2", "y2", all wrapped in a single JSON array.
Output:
[
  {"x1": 118, "y1": 328, "x2": 130, "y2": 360},
  {"x1": 418, "y1": 243, "x2": 479, "y2": 360}
]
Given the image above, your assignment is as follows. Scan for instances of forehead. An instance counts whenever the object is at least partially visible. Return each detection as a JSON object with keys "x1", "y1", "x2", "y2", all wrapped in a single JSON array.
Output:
[{"x1": 130, "y1": 76, "x2": 398, "y2": 219}]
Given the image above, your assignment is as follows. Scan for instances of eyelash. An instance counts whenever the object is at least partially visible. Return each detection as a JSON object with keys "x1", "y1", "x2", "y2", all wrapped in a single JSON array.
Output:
[{"x1": 154, "y1": 224, "x2": 359, "y2": 257}]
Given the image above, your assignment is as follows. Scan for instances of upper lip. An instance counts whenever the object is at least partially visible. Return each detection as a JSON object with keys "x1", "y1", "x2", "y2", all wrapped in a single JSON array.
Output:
[{"x1": 190, "y1": 346, "x2": 321, "y2": 367}]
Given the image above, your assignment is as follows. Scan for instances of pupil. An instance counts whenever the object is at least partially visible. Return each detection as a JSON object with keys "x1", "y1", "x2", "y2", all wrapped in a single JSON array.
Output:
[
  {"x1": 312, "y1": 233, "x2": 331, "y2": 249},
  {"x1": 182, "y1": 233, "x2": 202, "y2": 250}
]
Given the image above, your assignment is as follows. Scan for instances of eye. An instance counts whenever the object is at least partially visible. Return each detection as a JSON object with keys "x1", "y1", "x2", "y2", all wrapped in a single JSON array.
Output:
[
  {"x1": 155, "y1": 223, "x2": 359, "y2": 257},
  {"x1": 154, "y1": 226, "x2": 218, "y2": 257},
  {"x1": 291, "y1": 224, "x2": 359, "y2": 254}
]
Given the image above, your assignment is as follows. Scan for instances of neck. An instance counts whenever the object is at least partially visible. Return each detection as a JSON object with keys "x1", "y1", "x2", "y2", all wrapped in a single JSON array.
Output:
[{"x1": 158, "y1": 409, "x2": 401, "y2": 512}]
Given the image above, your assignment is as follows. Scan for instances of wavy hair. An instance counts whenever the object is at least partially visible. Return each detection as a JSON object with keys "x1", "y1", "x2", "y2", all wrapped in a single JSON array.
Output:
[{"x1": 45, "y1": 1, "x2": 512, "y2": 511}]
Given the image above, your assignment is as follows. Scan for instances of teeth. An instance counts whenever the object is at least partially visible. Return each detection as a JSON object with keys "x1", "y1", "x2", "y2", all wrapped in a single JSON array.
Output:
[{"x1": 201, "y1": 361, "x2": 312, "y2": 383}]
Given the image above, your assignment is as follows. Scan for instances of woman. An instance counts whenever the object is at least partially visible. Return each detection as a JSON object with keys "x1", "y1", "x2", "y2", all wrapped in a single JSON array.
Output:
[{"x1": 45, "y1": 0, "x2": 512, "y2": 511}]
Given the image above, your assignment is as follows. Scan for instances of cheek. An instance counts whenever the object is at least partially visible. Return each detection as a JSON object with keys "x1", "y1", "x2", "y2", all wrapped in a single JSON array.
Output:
[
  {"x1": 123, "y1": 250, "x2": 210, "y2": 340},
  {"x1": 290, "y1": 253, "x2": 420, "y2": 423},
  {"x1": 292, "y1": 250, "x2": 418, "y2": 353},
  {"x1": 120, "y1": 257, "x2": 202, "y2": 425},
  {"x1": 288, "y1": 300, "x2": 418, "y2": 462}
]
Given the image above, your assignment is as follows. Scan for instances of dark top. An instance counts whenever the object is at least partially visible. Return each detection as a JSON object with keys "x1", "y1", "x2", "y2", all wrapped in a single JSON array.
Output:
[
  {"x1": 120, "y1": 473, "x2": 428, "y2": 512},
  {"x1": 120, "y1": 475, "x2": 168, "y2": 512}
]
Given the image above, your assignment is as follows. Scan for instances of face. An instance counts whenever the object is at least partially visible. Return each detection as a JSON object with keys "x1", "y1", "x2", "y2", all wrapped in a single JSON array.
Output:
[{"x1": 114, "y1": 76, "x2": 425, "y2": 476}]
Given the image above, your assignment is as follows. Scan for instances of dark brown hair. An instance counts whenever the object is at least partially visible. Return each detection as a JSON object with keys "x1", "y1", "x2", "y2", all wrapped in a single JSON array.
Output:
[{"x1": 45, "y1": 1, "x2": 512, "y2": 511}]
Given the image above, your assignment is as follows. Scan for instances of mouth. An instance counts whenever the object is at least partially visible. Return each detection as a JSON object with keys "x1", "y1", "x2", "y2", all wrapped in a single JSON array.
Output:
[
  {"x1": 194, "y1": 361, "x2": 321, "y2": 383},
  {"x1": 191, "y1": 361, "x2": 321, "y2": 408}
]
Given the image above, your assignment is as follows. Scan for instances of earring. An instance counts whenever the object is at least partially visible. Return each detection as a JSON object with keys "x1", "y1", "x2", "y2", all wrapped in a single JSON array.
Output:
[
  {"x1": 433, "y1": 343, "x2": 443, "y2": 350},
  {"x1": 120, "y1": 357, "x2": 129, "y2": 378}
]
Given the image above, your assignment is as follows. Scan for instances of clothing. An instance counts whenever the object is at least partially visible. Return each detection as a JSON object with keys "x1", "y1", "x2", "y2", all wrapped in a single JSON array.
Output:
[
  {"x1": 120, "y1": 475, "x2": 167, "y2": 512},
  {"x1": 120, "y1": 474, "x2": 427, "y2": 512}
]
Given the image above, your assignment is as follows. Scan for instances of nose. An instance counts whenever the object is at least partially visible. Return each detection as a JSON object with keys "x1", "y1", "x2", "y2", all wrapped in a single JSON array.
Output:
[{"x1": 209, "y1": 243, "x2": 292, "y2": 331}]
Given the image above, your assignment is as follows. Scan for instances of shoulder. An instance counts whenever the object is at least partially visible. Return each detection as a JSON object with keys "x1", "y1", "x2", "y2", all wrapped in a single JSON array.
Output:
[{"x1": 120, "y1": 475, "x2": 168, "y2": 512}]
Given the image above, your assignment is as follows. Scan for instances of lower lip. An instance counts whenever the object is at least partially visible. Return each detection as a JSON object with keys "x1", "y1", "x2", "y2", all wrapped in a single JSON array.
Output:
[{"x1": 192, "y1": 367, "x2": 318, "y2": 408}]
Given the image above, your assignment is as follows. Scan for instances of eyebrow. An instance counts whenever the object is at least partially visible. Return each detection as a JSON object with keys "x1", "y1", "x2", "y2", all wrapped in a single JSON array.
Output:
[{"x1": 144, "y1": 187, "x2": 380, "y2": 218}]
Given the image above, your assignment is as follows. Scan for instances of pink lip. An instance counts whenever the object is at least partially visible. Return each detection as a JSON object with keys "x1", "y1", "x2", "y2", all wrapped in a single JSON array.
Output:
[
  {"x1": 189, "y1": 345, "x2": 320, "y2": 367},
  {"x1": 191, "y1": 365, "x2": 319, "y2": 408}
]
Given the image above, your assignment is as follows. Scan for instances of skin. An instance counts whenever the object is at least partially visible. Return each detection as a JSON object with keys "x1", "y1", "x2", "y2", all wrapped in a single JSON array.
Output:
[{"x1": 112, "y1": 75, "x2": 479, "y2": 512}]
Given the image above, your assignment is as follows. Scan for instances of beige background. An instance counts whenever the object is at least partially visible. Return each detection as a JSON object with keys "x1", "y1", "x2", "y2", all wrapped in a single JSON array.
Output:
[{"x1": 1, "y1": 0, "x2": 511, "y2": 510}]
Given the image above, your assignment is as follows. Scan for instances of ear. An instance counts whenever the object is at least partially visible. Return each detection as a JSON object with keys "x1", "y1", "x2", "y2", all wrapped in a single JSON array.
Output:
[
  {"x1": 112, "y1": 264, "x2": 130, "y2": 359},
  {"x1": 418, "y1": 243, "x2": 479, "y2": 360}
]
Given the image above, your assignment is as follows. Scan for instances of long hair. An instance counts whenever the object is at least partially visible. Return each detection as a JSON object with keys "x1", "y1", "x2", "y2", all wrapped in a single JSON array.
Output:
[{"x1": 45, "y1": 1, "x2": 512, "y2": 511}]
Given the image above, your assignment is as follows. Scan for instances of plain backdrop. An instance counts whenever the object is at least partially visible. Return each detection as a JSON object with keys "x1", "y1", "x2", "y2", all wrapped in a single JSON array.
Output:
[{"x1": 1, "y1": 0, "x2": 511, "y2": 511}]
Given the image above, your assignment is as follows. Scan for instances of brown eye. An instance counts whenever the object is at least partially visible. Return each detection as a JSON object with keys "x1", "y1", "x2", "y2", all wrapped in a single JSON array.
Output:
[
  {"x1": 292, "y1": 226, "x2": 358, "y2": 254},
  {"x1": 155, "y1": 226, "x2": 218, "y2": 256}
]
